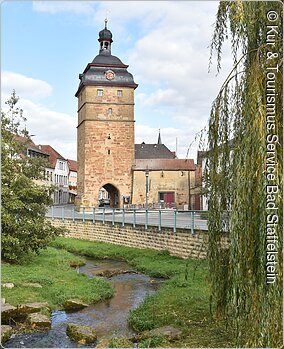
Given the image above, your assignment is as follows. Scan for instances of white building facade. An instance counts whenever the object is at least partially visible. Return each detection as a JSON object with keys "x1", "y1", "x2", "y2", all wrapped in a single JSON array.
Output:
[
  {"x1": 53, "y1": 159, "x2": 69, "y2": 204},
  {"x1": 39, "y1": 145, "x2": 70, "y2": 205},
  {"x1": 67, "y1": 159, "x2": 78, "y2": 203}
]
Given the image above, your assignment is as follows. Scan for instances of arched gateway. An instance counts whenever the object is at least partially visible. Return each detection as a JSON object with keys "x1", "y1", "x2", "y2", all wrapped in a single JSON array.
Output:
[
  {"x1": 99, "y1": 183, "x2": 119, "y2": 208},
  {"x1": 75, "y1": 20, "x2": 138, "y2": 209}
]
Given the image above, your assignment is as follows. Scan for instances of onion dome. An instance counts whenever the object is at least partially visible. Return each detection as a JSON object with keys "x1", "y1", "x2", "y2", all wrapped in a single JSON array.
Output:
[
  {"x1": 99, "y1": 19, "x2": 113, "y2": 42},
  {"x1": 98, "y1": 19, "x2": 113, "y2": 55}
]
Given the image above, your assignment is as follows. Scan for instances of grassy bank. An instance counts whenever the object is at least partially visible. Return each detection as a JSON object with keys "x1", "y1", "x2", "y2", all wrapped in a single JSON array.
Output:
[
  {"x1": 51, "y1": 237, "x2": 234, "y2": 347},
  {"x1": 51, "y1": 237, "x2": 196, "y2": 278},
  {"x1": 2, "y1": 247, "x2": 114, "y2": 308}
]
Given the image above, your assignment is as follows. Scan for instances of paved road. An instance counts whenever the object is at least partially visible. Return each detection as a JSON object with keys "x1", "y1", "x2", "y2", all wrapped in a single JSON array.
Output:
[{"x1": 46, "y1": 206, "x2": 208, "y2": 231}]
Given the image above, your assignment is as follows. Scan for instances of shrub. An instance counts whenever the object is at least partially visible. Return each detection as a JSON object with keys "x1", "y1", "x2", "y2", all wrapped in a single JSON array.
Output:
[{"x1": 1, "y1": 91, "x2": 61, "y2": 262}]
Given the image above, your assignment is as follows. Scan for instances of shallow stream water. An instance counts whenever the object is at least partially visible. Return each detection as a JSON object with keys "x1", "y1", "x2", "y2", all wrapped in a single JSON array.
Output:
[{"x1": 5, "y1": 259, "x2": 162, "y2": 348}]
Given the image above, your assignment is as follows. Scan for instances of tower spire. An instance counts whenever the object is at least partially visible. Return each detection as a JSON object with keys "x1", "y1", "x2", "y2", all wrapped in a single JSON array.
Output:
[
  {"x1": 98, "y1": 19, "x2": 113, "y2": 55},
  {"x1": 157, "y1": 129, "x2": 162, "y2": 144}
]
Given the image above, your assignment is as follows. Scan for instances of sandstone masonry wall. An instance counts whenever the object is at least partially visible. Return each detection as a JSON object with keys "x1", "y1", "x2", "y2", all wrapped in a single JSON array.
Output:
[
  {"x1": 76, "y1": 86, "x2": 135, "y2": 208},
  {"x1": 48, "y1": 218, "x2": 230, "y2": 259},
  {"x1": 132, "y1": 170, "x2": 196, "y2": 209}
]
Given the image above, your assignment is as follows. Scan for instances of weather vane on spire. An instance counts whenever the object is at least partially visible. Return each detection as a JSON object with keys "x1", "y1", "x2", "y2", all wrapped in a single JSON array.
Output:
[{"x1": 105, "y1": 9, "x2": 110, "y2": 29}]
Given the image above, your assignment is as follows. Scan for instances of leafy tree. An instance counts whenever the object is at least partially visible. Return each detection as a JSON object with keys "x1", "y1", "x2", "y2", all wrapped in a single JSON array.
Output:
[
  {"x1": 2, "y1": 91, "x2": 61, "y2": 262},
  {"x1": 206, "y1": 1, "x2": 282, "y2": 347}
]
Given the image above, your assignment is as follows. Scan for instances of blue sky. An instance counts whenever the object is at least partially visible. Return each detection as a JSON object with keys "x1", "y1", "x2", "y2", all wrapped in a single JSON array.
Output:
[{"x1": 2, "y1": 1, "x2": 232, "y2": 160}]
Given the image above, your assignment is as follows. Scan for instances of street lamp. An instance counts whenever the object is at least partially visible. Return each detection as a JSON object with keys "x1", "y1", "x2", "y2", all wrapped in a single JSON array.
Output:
[{"x1": 145, "y1": 169, "x2": 149, "y2": 210}]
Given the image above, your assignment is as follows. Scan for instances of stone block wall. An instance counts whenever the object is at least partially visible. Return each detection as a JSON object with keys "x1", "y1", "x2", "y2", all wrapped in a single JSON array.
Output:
[
  {"x1": 48, "y1": 218, "x2": 230, "y2": 259},
  {"x1": 76, "y1": 85, "x2": 135, "y2": 208}
]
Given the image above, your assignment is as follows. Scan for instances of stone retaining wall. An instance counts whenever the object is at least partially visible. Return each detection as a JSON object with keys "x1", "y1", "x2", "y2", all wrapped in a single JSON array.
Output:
[{"x1": 48, "y1": 218, "x2": 230, "y2": 259}]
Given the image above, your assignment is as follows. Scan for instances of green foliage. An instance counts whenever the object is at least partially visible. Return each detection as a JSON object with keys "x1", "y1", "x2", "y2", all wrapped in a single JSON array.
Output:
[
  {"x1": 207, "y1": 2, "x2": 282, "y2": 346},
  {"x1": 1, "y1": 91, "x2": 61, "y2": 262},
  {"x1": 2, "y1": 247, "x2": 114, "y2": 308}
]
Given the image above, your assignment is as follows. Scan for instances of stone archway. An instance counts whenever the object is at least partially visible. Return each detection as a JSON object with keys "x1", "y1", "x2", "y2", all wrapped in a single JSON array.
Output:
[{"x1": 99, "y1": 183, "x2": 120, "y2": 208}]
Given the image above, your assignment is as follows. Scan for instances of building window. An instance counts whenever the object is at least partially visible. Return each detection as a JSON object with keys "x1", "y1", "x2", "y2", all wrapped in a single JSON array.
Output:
[
  {"x1": 108, "y1": 149, "x2": 111, "y2": 155},
  {"x1": 97, "y1": 89, "x2": 103, "y2": 96},
  {"x1": 158, "y1": 192, "x2": 175, "y2": 204},
  {"x1": 58, "y1": 161, "x2": 66, "y2": 170},
  {"x1": 108, "y1": 108, "x2": 112, "y2": 115},
  {"x1": 117, "y1": 90, "x2": 123, "y2": 97}
]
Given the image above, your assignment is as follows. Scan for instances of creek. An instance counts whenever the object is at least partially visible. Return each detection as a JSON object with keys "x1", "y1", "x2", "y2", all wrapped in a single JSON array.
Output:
[{"x1": 5, "y1": 258, "x2": 162, "y2": 348}]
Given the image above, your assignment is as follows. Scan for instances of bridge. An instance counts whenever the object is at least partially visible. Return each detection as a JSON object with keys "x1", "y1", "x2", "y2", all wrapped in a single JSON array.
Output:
[{"x1": 46, "y1": 205, "x2": 208, "y2": 234}]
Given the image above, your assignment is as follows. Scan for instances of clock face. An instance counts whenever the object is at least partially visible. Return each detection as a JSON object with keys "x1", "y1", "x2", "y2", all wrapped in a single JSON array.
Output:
[{"x1": 105, "y1": 70, "x2": 115, "y2": 80}]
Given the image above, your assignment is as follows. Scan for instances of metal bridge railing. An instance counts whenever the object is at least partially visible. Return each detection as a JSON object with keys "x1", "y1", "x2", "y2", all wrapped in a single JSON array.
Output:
[{"x1": 47, "y1": 206, "x2": 209, "y2": 235}]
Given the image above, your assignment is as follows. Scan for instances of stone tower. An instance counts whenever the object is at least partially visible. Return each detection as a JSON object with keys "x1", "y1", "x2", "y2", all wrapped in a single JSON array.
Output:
[{"x1": 75, "y1": 20, "x2": 138, "y2": 208}]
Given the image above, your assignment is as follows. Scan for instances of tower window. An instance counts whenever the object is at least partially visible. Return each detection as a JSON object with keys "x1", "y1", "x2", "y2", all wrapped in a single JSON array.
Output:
[
  {"x1": 97, "y1": 89, "x2": 103, "y2": 96},
  {"x1": 108, "y1": 108, "x2": 112, "y2": 115},
  {"x1": 117, "y1": 90, "x2": 123, "y2": 97},
  {"x1": 108, "y1": 149, "x2": 111, "y2": 155}
]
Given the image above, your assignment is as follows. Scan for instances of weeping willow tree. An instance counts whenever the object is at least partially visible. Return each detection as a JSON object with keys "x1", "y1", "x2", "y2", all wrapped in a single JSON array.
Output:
[{"x1": 206, "y1": 1, "x2": 282, "y2": 347}]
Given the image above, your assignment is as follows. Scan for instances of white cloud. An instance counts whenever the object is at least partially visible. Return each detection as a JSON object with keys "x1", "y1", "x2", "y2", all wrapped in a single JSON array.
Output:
[
  {"x1": 19, "y1": 98, "x2": 77, "y2": 160},
  {"x1": 137, "y1": 88, "x2": 185, "y2": 107},
  {"x1": 121, "y1": 1, "x2": 233, "y2": 154},
  {"x1": 1, "y1": 72, "x2": 77, "y2": 160},
  {"x1": 2, "y1": 71, "x2": 53, "y2": 100},
  {"x1": 28, "y1": 1, "x2": 233, "y2": 161},
  {"x1": 32, "y1": 1, "x2": 95, "y2": 15}
]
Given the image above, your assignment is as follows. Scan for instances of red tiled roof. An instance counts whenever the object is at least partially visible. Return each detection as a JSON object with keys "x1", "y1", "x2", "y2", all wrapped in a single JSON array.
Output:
[
  {"x1": 134, "y1": 159, "x2": 195, "y2": 171},
  {"x1": 67, "y1": 159, "x2": 78, "y2": 172},
  {"x1": 39, "y1": 145, "x2": 65, "y2": 168},
  {"x1": 14, "y1": 134, "x2": 35, "y2": 146},
  {"x1": 13, "y1": 134, "x2": 50, "y2": 156}
]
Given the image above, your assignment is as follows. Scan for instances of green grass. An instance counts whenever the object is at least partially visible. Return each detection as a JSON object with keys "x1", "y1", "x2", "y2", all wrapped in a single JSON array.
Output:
[
  {"x1": 51, "y1": 237, "x2": 197, "y2": 278},
  {"x1": 138, "y1": 335, "x2": 165, "y2": 348},
  {"x1": 1, "y1": 247, "x2": 114, "y2": 308},
  {"x1": 51, "y1": 237, "x2": 235, "y2": 347},
  {"x1": 108, "y1": 337, "x2": 133, "y2": 348}
]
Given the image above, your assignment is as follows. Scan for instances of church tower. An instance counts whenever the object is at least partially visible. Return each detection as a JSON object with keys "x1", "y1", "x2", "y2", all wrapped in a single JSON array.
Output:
[{"x1": 75, "y1": 20, "x2": 138, "y2": 208}]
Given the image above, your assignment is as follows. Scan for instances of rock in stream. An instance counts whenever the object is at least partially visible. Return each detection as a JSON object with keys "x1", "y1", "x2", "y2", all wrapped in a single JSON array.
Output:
[{"x1": 4, "y1": 258, "x2": 163, "y2": 348}]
